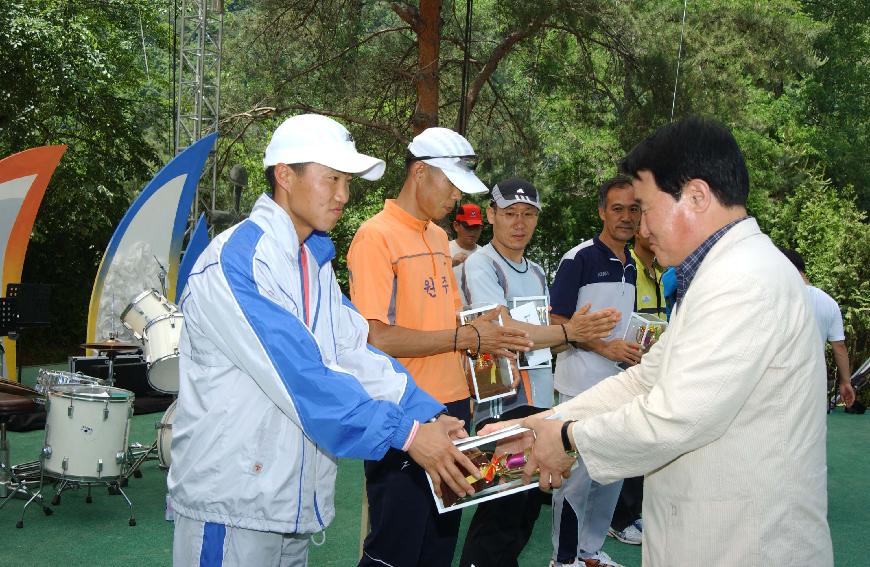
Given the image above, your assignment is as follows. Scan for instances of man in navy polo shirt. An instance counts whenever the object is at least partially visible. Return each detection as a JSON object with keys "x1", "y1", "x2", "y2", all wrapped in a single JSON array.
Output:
[{"x1": 547, "y1": 176, "x2": 642, "y2": 567}]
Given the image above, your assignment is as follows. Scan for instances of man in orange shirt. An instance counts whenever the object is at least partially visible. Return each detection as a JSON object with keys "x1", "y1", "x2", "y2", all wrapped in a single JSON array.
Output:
[{"x1": 348, "y1": 127, "x2": 535, "y2": 566}]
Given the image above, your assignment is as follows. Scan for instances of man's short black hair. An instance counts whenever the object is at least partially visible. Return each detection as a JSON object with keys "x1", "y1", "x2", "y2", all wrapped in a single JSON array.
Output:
[
  {"x1": 597, "y1": 175, "x2": 633, "y2": 209},
  {"x1": 264, "y1": 163, "x2": 310, "y2": 192},
  {"x1": 779, "y1": 247, "x2": 806, "y2": 274},
  {"x1": 619, "y1": 116, "x2": 749, "y2": 207}
]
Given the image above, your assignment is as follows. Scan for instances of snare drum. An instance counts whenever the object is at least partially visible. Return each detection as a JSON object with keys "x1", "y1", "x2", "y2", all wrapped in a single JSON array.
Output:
[
  {"x1": 42, "y1": 384, "x2": 134, "y2": 481},
  {"x1": 156, "y1": 400, "x2": 176, "y2": 469},
  {"x1": 120, "y1": 289, "x2": 176, "y2": 338},
  {"x1": 143, "y1": 312, "x2": 183, "y2": 393},
  {"x1": 35, "y1": 369, "x2": 104, "y2": 399}
]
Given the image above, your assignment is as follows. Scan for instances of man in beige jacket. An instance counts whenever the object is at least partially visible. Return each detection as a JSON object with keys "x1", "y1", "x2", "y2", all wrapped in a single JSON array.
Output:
[{"x1": 507, "y1": 116, "x2": 833, "y2": 566}]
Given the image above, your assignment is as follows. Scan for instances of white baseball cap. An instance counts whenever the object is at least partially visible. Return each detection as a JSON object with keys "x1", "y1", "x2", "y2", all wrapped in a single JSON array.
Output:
[
  {"x1": 263, "y1": 114, "x2": 386, "y2": 181},
  {"x1": 407, "y1": 127, "x2": 488, "y2": 194}
]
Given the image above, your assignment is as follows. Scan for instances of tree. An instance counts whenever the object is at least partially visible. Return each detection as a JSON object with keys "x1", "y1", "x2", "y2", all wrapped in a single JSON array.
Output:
[
  {"x1": 766, "y1": 173, "x2": 870, "y2": 370},
  {"x1": 0, "y1": 0, "x2": 170, "y2": 361},
  {"x1": 798, "y1": 0, "x2": 870, "y2": 212}
]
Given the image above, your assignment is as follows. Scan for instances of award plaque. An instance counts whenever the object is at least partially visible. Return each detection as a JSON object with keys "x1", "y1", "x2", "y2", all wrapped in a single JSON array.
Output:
[
  {"x1": 427, "y1": 425, "x2": 540, "y2": 513},
  {"x1": 623, "y1": 312, "x2": 668, "y2": 352},
  {"x1": 509, "y1": 295, "x2": 552, "y2": 370},
  {"x1": 459, "y1": 304, "x2": 516, "y2": 403}
]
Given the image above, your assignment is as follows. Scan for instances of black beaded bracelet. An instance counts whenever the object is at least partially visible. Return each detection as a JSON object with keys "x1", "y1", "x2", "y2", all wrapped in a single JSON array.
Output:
[
  {"x1": 560, "y1": 323, "x2": 569, "y2": 345},
  {"x1": 561, "y1": 420, "x2": 577, "y2": 453},
  {"x1": 466, "y1": 324, "x2": 481, "y2": 357}
]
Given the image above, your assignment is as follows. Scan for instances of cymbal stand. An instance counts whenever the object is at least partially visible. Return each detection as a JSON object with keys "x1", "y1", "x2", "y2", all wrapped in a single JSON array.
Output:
[
  {"x1": 155, "y1": 255, "x2": 168, "y2": 298},
  {"x1": 105, "y1": 349, "x2": 117, "y2": 387}
]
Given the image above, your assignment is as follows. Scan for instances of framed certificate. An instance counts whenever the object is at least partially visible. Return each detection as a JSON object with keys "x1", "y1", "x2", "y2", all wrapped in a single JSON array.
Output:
[
  {"x1": 427, "y1": 425, "x2": 537, "y2": 513},
  {"x1": 509, "y1": 295, "x2": 552, "y2": 370},
  {"x1": 459, "y1": 304, "x2": 516, "y2": 403}
]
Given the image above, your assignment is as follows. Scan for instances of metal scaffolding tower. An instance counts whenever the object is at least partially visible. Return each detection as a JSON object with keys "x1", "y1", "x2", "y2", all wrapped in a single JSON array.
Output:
[{"x1": 174, "y1": 0, "x2": 224, "y2": 221}]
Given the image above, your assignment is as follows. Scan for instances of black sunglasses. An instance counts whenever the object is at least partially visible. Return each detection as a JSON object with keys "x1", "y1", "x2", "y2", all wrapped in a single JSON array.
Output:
[{"x1": 406, "y1": 154, "x2": 479, "y2": 171}]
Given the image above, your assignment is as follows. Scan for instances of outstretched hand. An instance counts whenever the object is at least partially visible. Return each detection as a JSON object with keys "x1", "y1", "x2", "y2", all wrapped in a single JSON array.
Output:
[
  {"x1": 520, "y1": 415, "x2": 577, "y2": 491},
  {"x1": 476, "y1": 417, "x2": 524, "y2": 437},
  {"x1": 408, "y1": 415, "x2": 480, "y2": 498},
  {"x1": 598, "y1": 338, "x2": 642, "y2": 366},
  {"x1": 565, "y1": 304, "x2": 620, "y2": 343},
  {"x1": 471, "y1": 307, "x2": 533, "y2": 358}
]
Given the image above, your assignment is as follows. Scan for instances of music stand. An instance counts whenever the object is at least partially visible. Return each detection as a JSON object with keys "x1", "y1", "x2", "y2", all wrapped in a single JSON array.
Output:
[
  {"x1": 6, "y1": 284, "x2": 51, "y2": 328},
  {"x1": 0, "y1": 298, "x2": 17, "y2": 378}
]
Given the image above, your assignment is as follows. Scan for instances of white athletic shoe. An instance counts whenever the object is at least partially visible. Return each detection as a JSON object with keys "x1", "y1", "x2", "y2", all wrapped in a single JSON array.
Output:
[
  {"x1": 579, "y1": 550, "x2": 626, "y2": 567},
  {"x1": 607, "y1": 521, "x2": 642, "y2": 545}
]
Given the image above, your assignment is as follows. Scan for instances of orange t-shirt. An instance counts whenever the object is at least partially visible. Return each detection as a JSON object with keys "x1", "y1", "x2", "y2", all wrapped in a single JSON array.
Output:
[{"x1": 347, "y1": 200, "x2": 469, "y2": 404}]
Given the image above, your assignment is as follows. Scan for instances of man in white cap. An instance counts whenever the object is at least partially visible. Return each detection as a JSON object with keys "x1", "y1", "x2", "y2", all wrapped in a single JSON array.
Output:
[
  {"x1": 169, "y1": 115, "x2": 480, "y2": 567},
  {"x1": 347, "y1": 128, "x2": 536, "y2": 566}
]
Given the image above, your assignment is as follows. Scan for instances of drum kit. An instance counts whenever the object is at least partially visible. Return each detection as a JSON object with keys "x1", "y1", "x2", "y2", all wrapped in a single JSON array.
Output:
[{"x1": 0, "y1": 288, "x2": 182, "y2": 528}]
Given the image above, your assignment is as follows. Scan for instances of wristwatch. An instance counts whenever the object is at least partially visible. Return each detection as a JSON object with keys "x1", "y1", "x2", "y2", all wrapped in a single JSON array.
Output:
[{"x1": 560, "y1": 420, "x2": 577, "y2": 453}]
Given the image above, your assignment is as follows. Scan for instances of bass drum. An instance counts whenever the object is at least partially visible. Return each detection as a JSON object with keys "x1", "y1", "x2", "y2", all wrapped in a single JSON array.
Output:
[{"x1": 156, "y1": 399, "x2": 177, "y2": 469}]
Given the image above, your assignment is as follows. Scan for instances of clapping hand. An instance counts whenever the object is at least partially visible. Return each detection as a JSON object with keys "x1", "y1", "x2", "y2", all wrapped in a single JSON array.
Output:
[
  {"x1": 565, "y1": 304, "x2": 620, "y2": 343},
  {"x1": 470, "y1": 307, "x2": 533, "y2": 358}
]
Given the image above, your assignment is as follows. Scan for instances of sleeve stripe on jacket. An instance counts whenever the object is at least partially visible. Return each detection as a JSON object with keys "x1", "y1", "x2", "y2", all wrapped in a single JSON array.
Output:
[{"x1": 219, "y1": 221, "x2": 414, "y2": 459}]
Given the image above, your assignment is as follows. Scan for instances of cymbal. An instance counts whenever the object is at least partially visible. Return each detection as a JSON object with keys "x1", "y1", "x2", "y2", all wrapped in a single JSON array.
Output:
[
  {"x1": 81, "y1": 338, "x2": 140, "y2": 351},
  {"x1": 0, "y1": 378, "x2": 40, "y2": 398}
]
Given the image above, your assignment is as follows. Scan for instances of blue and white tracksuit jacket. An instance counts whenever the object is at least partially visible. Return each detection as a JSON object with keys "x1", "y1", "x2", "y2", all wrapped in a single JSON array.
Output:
[{"x1": 168, "y1": 194, "x2": 443, "y2": 535}]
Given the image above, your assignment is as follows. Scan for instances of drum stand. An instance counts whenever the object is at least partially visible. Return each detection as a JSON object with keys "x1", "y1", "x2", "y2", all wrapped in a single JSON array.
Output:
[
  {"x1": 7, "y1": 451, "x2": 137, "y2": 527},
  {"x1": 0, "y1": 460, "x2": 54, "y2": 528},
  {"x1": 121, "y1": 439, "x2": 159, "y2": 482},
  {"x1": 40, "y1": 469, "x2": 137, "y2": 527},
  {"x1": 0, "y1": 400, "x2": 54, "y2": 527}
]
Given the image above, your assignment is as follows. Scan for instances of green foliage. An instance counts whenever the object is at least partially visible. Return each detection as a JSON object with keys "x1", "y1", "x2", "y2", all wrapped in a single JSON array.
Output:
[
  {"x1": 0, "y1": 0, "x2": 170, "y2": 362},
  {"x1": 798, "y1": 0, "x2": 870, "y2": 211},
  {"x1": 2, "y1": 0, "x2": 867, "y2": 376},
  {"x1": 766, "y1": 174, "x2": 870, "y2": 367}
]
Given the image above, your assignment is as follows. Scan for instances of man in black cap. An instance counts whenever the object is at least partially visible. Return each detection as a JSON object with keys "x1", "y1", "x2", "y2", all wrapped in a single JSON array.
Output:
[{"x1": 458, "y1": 177, "x2": 619, "y2": 567}]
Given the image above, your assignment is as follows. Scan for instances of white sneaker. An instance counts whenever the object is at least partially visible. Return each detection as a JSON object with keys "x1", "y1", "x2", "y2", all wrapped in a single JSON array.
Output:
[
  {"x1": 579, "y1": 550, "x2": 625, "y2": 567},
  {"x1": 548, "y1": 561, "x2": 579, "y2": 567},
  {"x1": 607, "y1": 522, "x2": 642, "y2": 545}
]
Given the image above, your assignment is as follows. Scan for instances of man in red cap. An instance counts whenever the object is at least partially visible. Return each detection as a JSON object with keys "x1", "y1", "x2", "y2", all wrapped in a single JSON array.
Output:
[{"x1": 449, "y1": 203, "x2": 484, "y2": 306}]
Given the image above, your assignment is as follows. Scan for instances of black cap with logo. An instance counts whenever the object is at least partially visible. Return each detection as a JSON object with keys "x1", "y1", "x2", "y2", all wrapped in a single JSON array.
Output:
[{"x1": 490, "y1": 177, "x2": 541, "y2": 210}]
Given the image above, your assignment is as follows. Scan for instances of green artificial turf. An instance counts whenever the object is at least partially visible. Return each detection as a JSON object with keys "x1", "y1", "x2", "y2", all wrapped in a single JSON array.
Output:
[{"x1": 1, "y1": 365, "x2": 865, "y2": 566}]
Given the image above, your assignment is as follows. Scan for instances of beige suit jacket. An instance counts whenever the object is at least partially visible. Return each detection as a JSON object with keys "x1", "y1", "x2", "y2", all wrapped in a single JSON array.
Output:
[{"x1": 557, "y1": 218, "x2": 833, "y2": 566}]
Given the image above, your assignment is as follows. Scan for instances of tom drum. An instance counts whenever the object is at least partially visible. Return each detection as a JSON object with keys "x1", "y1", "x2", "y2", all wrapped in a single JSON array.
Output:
[{"x1": 42, "y1": 384, "x2": 134, "y2": 481}]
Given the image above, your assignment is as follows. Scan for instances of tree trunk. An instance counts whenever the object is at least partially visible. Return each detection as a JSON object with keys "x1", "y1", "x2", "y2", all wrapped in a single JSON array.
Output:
[{"x1": 413, "y1": 0, "x2": 441, "y2": 134}]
